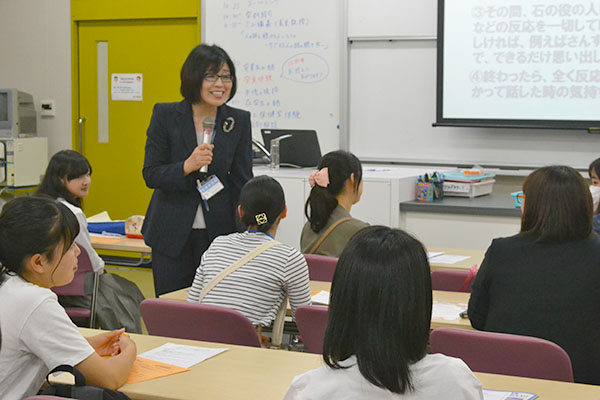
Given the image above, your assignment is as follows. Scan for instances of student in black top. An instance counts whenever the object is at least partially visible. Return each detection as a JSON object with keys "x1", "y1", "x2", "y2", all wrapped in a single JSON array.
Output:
[{"x1": 469, "y1": 165, "x2": 600, "y2": 385}]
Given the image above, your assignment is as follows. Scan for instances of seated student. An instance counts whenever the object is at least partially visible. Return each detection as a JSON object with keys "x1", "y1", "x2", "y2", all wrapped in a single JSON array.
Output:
[
  {"x1": 187, "y1": 176, "x2": 311, "y2": 329},
  {"x1": 588, "y1": 157, "x2": 600, "y2": 234},
  {"x1": 285, "y1": 226, "x2": 483, "y2": 399},
  {"x1": 300, "y1": 150, "x2": 368, "y2": 257},
  {"x1": 0, "y1": 197, "x2": 136, "y2": 399},
  {"x1": 469, "y1": 165, "x2": 600, "y2": 385},
  {"x1": 38, "y1": 150, "x2": 104, "y2": 273},
  {"x1": 38, "y1": 150, "x2": 145, "y2": 332}
]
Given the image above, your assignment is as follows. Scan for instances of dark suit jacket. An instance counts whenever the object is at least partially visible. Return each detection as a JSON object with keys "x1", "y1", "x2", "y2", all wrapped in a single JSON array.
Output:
[
  {"x1": 469, "y1": 233, "x2": 600, "y2": 385},
  {"x1": 142, "y1": 100, "x2": 253, "y2": 258}
]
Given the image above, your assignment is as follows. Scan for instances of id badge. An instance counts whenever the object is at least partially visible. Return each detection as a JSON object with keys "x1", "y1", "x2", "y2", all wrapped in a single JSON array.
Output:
[{"x1": 196, "y1": 175, "x2": 224, "y2": 200}]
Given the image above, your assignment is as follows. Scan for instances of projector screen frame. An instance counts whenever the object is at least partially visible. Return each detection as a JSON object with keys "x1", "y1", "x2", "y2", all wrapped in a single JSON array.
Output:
[{"x1": 435, "y1": 0, "x2": 600, "y2": 132}]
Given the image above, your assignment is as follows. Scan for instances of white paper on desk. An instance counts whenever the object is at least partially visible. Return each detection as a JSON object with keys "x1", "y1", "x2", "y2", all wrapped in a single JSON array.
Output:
[
  {"x1": 483, "y1": 389, "x2": 538, "y2": 400},
  {"x1": 138, "y1": 343, "x2": 228, "y2": 368},
  {"x1": 87, "y1": 211, "x2": 113, "y2": 222},
  {"x1": 432, "y1": 302, "x2": 466, "y2": 320},
  {"x1": 430, "y1": 254, "x2": 470, "y2": 264},
  {"x1": 427, "y1": 251, "x2": 444, "y2": 259},
  {"x1": 311, "y1": 290, "x2": 330, "y2": 305}
]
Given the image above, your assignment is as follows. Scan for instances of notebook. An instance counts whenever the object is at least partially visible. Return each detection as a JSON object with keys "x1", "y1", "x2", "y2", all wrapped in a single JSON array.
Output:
[{"x1": 261, "y1": 129, "x2": 322, "y2": 168}]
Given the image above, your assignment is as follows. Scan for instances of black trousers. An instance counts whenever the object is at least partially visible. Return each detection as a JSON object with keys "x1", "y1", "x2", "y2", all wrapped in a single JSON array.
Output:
[{"x1": 152, "y1": 229, "x2": 210, "y2": 296}]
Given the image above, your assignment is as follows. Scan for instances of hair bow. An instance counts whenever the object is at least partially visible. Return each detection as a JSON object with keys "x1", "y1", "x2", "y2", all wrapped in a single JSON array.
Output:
[{"x1": 309, "y1": 168, "x2": 330, "y2": 188}]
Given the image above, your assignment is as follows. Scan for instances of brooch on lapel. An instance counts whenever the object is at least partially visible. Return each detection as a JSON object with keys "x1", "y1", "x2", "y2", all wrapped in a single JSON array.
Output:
[{"x1": 223, "y1": 117, "x2": 235, "y2": 133}]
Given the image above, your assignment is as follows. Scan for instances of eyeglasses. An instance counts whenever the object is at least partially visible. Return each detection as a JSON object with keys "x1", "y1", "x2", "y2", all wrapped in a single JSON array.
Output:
[{"x1": 204, "y1": 73, "x2": 233, "y2": 83}]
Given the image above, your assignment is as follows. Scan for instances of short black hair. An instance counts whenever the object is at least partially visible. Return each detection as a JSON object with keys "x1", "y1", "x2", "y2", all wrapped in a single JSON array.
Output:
[
  {"x1": 304, "y1": 150, "x2": 363, "y2": 232},
  {"x1": 0, "y1": 196, "x2": 80, "y2": 285},
  {"x1": 323, "y1": 226, "x2": 432, "y2": 394},
  {"x1": 180, "y1": 44, "x2": 237, "y2": 104},
  {"x1": 239, "y1": 175, "x2": 285, "y2": 233},
  {"x1": 37, "y1": 150, "x2": 92, "y2": 207},
  {"x1": 521, "y1": 165, "x2": 592, "y2": 243}
]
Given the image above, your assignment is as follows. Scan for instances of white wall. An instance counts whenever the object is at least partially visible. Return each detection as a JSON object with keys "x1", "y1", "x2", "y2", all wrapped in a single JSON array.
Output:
[{"x1": 0, "y1": 0, "x2": 72, "y2": 156}]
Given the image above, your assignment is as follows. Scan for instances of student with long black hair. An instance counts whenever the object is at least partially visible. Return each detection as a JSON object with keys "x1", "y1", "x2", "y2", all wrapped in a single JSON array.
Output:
[
  {"x1": 286, "y1": 226, "x2": 482, "y2": 399},
  {"x1": 188, "y1": 176, "x2": 311, "y2": 332},
  {"x1": 300, "y1": 150, "x2": 368, "y2": 257},
  {"x1": 0, "y1": 197, "x2": 135, "y2": 398}
]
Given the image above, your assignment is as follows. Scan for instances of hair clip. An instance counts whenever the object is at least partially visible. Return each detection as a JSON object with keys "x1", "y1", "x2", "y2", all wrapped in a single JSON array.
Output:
[
  {"x1": 223, "y1": 117, "x2": 235, "y2": 133},
  {"x1": 255, "y1": 213, "x2": 268, "y2": 225},
  {"x1": 308, "y1": 168, "x2": 330, "y2": 188}
]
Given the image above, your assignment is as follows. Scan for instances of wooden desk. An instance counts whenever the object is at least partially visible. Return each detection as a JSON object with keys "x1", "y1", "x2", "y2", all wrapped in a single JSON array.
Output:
[
  {"x1": 90, "y1": 235, "x2": 151, "y2": 267},
  {"x1": 160, "y1": 281, "x2": 332, "y2": 302},
  {"x1": 70, "y1": 329, "x2": 600, "y2": 399},
  {"x1": 160, "y1": 283, "x2": 473, "y2": 330},
  {"x1": 476, "y1": 372, "x2": 600, "y2": 399},
  {"x1": 427, "y1": 247, "x2": 485, "y2": 271}
]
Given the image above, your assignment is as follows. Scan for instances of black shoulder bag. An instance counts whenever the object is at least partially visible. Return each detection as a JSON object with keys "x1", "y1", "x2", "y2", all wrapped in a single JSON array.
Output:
[{"x1": 39, "y1": 364, "x2": 131, "y2": 400}]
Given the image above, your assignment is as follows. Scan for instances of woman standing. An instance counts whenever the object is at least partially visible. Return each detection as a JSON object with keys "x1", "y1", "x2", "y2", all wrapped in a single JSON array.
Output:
[
  {"x1": 469, "y1": 165, "x2": 600, "y2": 385},
  {"x1": 143, "y1": 44, "x2": 253, "y2": 296}
]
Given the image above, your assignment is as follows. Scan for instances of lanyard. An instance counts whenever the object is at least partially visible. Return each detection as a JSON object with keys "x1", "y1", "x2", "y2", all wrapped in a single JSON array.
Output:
[{"x1": 247, "y1": 230, "x2": 274, "y2": 239}]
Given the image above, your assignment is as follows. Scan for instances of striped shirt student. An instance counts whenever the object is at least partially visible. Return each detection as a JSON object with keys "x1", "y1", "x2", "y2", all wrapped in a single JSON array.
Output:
[
  {"x1": 187, "y1": 232, "x2": 311, "y2": 326},
  {"x1": 187, "y1": 175, "x2": 311, "y2": 328}
]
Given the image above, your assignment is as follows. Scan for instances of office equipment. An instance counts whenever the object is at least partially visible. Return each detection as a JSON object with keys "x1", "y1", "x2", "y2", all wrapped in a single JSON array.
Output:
[
  {"x1": 203, "y1": 0, "x2": 342, "y2": 154},
  {"x1": 430, "y1": 328, "x2": 574, "y2": 382},
  {"x1": 261, "y1": 129, "x2": 322, "y2": 168},
  {"x1": 0, "y1": 89, "x2": 37, "y2": 138},
  {"x1": 0, "y1": 137, "x2": 48, "y2": 187}
]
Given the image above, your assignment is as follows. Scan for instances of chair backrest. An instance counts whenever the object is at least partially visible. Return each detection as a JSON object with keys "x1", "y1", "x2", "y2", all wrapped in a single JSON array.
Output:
[
  {"x1": 51, "y1": 244, "x2": 99, "y2": 328},
  {"x1": 304, "y1": 254, "x2": 337, "y2": 282},
  {"x1": 140, "y1": 298, "x2": 261, "y2": 347},
  {"x1": 430, "y1": 328, "x2": 574, "y2": 382},
  {"x1": 430, "y1": 266, "x2": 476, "y2": 292},
  {"x1": 295, "y1": 305, "x2": 329, "y2": 354}
]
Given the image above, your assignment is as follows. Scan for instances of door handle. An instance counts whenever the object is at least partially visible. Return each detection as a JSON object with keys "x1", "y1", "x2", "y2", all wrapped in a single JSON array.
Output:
[{"x1": 78, "y1": 117, "x2": 86, "y2": 153}]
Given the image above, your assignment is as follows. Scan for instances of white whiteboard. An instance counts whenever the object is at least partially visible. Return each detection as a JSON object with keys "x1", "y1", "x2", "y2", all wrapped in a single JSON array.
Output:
[
  {"x1": 348, "y1": 41, "x2": 600, "y2": 169},
  {"x1": 203, "y1": 0, "x2": 342, "y2": 154},
  {"x1": 348, "y1": 0, "x2": 437, "y2": 38}
]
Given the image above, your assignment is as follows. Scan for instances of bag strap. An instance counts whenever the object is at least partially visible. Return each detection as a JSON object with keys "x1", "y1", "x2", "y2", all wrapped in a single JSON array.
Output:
[
  {"x1": 270, "y1": 295, "x2": 287, "y2": 347},
  {"x1": 197, "y1": 240, "x2": 280, "y2": 303},
  {"x1": 46, "y1": 364, "x2": 86, "y2": 386},
  {"x1": 308, "y1": 217, "x2": 353, "y2": 254}
]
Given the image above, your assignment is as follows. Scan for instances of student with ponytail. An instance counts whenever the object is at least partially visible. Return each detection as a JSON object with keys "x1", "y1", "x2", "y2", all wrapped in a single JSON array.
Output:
[
  {"x1": 301, "y1": 150, "x2": 369, "y2": 257},
  {"x1": 187, "y1": 175, "x2": 311, "y2": 331},
  {"x1": 0, "y1": 197, "x2": 135, "y2": 399}
]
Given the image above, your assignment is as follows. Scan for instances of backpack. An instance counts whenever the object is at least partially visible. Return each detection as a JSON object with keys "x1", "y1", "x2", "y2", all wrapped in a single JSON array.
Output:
[{"x1": 39, "y1": 364, "x2": 131, "y2": 400}]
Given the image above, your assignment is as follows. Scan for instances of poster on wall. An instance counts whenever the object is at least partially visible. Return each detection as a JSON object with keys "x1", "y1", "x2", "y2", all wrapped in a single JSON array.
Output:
[{"x1": 111, "y1": 73, "x2": 143, "y2": 101}]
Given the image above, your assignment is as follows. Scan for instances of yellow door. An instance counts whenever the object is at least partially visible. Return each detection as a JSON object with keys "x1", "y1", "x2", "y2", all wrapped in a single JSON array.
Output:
[{"x1": 75, "y1": 11, "x2": 198, "y2": 219}]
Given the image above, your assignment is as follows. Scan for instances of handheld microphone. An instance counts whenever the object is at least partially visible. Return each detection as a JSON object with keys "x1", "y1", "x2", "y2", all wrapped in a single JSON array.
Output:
[{"x1": 200, "y1": 117, "x2": 214, "y2": 174}]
